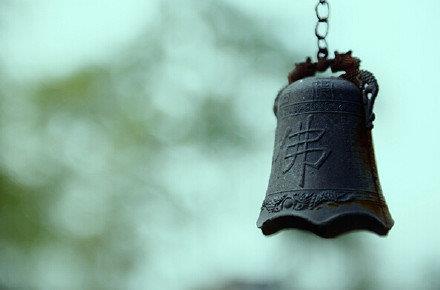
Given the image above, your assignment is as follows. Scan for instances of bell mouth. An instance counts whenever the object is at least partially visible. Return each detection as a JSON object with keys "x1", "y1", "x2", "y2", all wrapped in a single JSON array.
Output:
[{"x1": 258, "y1": 211, "x2": 394, "y2": 239}]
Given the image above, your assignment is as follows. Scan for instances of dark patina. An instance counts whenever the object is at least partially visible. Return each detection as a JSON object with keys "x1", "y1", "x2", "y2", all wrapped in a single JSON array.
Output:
[{"x1": 257, "y1": 52, "x2": 394, "y2": 238}]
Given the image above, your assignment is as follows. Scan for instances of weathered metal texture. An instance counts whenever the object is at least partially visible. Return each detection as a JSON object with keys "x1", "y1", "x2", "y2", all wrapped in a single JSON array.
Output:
[{"x1": 257, "y1": 77, "x2": 394, "y2": 238}]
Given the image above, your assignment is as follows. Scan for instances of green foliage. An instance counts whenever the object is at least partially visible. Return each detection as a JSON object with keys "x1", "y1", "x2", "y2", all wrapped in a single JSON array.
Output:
[
  {"x1": 0, "y1": 172, "x2": 49, "y2": 247},
  {"x1": 0, "y1": 1, "x2": 395, "y2": 289},
  {"x1": 1, "y1": 1, "x2": 260, "y2": 287},
  {"x1": 184, "y1": 96, "x2": 250, "y2": 150}
]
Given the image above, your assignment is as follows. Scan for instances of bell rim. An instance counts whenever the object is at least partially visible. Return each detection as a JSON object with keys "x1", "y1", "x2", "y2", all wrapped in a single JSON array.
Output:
[{"x1": 257, "y1": 207, "x2": 394, "y2": 239}]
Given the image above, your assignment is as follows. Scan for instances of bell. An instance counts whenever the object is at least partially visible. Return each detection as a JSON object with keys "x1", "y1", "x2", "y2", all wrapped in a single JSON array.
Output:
[{"x1": 257, "y1": 76, "x2": 394, "y2": 238}]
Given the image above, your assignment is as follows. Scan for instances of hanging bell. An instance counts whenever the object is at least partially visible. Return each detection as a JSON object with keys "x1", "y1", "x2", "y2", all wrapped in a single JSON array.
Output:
[{"x1": 257, "y1": 52, "x2": 394, "y2": 238}]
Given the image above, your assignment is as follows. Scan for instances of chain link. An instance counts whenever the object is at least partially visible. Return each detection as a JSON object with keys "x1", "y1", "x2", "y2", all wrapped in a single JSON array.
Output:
[{"x1": 315, "y1": 0, "x2": 330, "y2": 60}]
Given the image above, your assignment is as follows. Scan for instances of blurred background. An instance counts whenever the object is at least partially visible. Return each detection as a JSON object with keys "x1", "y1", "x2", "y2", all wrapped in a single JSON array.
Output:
[{"x1": 0, "y1": 0, "x2": 439, "y2": 289}]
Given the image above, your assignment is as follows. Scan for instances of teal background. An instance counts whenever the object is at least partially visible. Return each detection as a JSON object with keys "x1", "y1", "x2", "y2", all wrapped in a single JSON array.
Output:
[{"x1": 0, "y1": 0, "x2": 439, "y2": 289}]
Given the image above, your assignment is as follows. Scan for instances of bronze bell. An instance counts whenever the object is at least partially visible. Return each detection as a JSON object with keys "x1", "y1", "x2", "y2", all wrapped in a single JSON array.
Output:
[{"x1": 257, "y1": 75, "x2": 394, "y2": 238}]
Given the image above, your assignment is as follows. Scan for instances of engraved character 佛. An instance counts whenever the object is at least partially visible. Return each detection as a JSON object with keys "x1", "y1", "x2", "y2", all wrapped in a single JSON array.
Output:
[{"x1": 282, "y1": 115, "x2": 330, "y2": 187}]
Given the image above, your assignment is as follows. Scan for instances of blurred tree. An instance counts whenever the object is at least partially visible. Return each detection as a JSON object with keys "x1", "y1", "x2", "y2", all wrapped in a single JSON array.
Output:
[{"x1": 0, "y1": 0, "x2": 382, "y2": 289}]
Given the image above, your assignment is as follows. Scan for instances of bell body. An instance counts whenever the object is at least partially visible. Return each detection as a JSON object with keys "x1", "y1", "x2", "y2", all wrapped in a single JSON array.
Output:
[{"x1": 257, "y1": 77, "x2": 393, "y2": 238}]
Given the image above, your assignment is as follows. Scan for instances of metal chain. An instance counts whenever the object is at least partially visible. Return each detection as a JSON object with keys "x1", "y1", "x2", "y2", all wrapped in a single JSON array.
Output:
[{"x1": 315, "y1": 0, "x2": 330, "y2": 60}]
